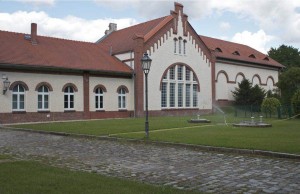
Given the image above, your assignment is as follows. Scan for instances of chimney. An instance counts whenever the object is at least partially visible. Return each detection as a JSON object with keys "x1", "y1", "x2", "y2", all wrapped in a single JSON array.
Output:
[
  {"x1": 31, "y1": 23, "x2": 37, "y2": 45},
  {"x1": 105, "y1": 23, "x2": 117, "y2": 35}
]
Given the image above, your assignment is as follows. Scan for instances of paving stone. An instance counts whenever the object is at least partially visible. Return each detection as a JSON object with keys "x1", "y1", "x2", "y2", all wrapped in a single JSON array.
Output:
[{"x1": 0, "y1": 129, "x2": 299, "y2": 193}]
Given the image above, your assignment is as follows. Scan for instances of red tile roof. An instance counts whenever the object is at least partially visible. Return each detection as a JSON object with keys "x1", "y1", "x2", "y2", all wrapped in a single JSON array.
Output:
[
  {"x1": 200, "y1": 35, "x2": 284, "y2": 68},
  {"x1": 0, "y1": 30, "x2": 132, "y2": 75},
  {"x1": 99, "y1": 16, "x2": 169, "y2": 54}
]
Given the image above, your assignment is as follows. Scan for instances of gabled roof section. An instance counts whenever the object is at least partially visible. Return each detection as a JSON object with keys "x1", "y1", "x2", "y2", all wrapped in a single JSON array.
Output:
[
  {"x1": 0, "y1": 30, "x2": 132, "y2": 75},
  {"x1": 98, "y1": 16, "x2": 171, "y2": 54},
  {"x1": 200, "y1": 35, "x2": 284, "y2": 68}
]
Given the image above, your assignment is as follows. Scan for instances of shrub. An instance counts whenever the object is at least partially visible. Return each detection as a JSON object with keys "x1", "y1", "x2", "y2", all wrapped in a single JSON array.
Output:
[
  {"x1": 261, "y1": 97, "x2": 281, "y2": 116},
  {"x1": 291, "y1": 90, "x2": 300, "y2": 115}
]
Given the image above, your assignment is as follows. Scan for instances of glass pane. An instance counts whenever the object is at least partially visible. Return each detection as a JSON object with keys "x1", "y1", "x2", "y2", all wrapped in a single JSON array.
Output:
[
  {"x1": 64, "y1": 102, "x2": 68, "y2": 108},
  {"x1": 38, "y1": 95, "x2": 42, "y2": 102},
  {"x1": 122, "y1": 96, "x2": 126, "y2": 108},
  {"x1": 70, "y1": 101, "x2": 74, "y2": 108},
  {"x1": 44, "y1": 95, "x2": 48, "y2": 102},
  {"x1": 12, "y1": 101, "x2": 17, "y2": 109},
  {"x1": 95, "y1": 96, "x2": 99, "y2": 109},
  {"x1": 44, "y1": 86, "x2": 48, "y2": 92},
  {"x1": 44, "y1": 101, "x2": 49, "y2": 109},
  {"x1": 64, "y1": 95, "x2": 68, "y2": 102},
  {"x1": 38, "y1": 86, "x2": 43, "y2": 92},
  {"x1": 20, "y1": 101, "x2": 24, "y2": 109},
  {"x1": 19, "y1": 85, "x2": 25, "y2": 92},
  {"x1": 20, "y1": 94, "x2": 24, "y2": 102},
  {"x1": 13, "y1": 86, "x2": 18, "y2": 92},
  {"x1": 100, "y1": 96, "x2": 103, "y2": 108},
  {"x1": 118, "y1": 96, "x2": 121, "y2": 108},
  {"x1": 70, "y1": 95, "x2": 74, "y2": 102},
  {"x1": 38, "y1": 101, "x2": 42, "y2": 109}
]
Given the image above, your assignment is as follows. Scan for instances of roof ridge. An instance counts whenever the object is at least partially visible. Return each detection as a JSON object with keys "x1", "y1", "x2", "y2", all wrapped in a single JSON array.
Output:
[
  {"x1": 199, "y1": 35, "x2": 251, "y2": 49},
  {"x1": 113, "y1": 15, "x2": 169, "y2": 33},
  {"x1": 0, "y1": 29, "x2": 96, "y2": 45}
]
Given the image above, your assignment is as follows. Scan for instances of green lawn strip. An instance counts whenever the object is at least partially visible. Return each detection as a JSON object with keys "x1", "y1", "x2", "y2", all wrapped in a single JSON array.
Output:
[
  {"x1": 11, "y1": 116, "x2": 300, "y2": 154},
  {"x1": 118, "y1": 119, "x2": 300, "y2": 154},
  {"x1": 12, "y1": 116, "x2": 214, "y2": 136},
  {"x1": 0, "y1": 160, "x2": 198, "y2": 194},
  {"x1": 0, "y1": 154, "x2": 12, "y2": 160}
]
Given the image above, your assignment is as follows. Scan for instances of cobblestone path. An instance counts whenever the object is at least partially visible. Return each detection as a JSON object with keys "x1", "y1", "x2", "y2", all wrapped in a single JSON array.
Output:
[{"x1": 0, "y1": 129, "x2": 299, "y2": 193}]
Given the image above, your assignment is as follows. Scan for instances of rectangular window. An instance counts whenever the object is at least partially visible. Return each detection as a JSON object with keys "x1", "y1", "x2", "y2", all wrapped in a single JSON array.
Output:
[
  {"x1": 170, "y1": 83, "x2": 175, "y2": 107},
  {"x1": 161, "y1": 82, "x2": 167, "y2": 107},
  {"x1": 185, "y1": 84, "x2": 191, "y2": 107},
  {"x1": 100, "y1": 96, "x2": 103, "y2": 109},
  {"x1": 177, "y1": 65, "x2": 183, "y2": 80},
  {"x1": 193, "y1": 84, "x2": 198, "y2": 107},
  {"x1": 122, "y1": 96, "x2": 126, "y2": 108},
  {"x1": 118, "y1": 96, "x2": 122, "y2": 108},
  {"x1": 64, "y1": 95, "x2": 68, "y2": 109},
  {"x1": 178, "y1": 83, "x2": 183, "y2": 107},
  {"x1": 169, "y1": 67, "x2": 175, "y2": 80},
  {"x1": 70, "y1": 95, "x2": 74, "y2": 109}
]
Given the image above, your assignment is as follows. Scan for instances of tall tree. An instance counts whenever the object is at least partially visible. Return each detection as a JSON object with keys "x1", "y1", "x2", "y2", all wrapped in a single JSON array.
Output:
[
  {"x1": 268, "y1": 45, "x2": 300, "y2": 69},
  {"x1": 276, "y1": 67, "x2": 300, "y2": 104}
]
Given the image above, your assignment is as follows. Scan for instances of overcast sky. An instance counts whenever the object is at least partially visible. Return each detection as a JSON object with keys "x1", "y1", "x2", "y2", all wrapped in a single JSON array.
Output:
[{"x1": 0, "y1": 0, "x2": 299, "y2": 54}]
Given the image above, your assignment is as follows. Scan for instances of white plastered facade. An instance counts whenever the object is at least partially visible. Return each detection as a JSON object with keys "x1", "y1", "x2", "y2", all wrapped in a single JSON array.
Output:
[
  {"x1": 215, "y1": 62, "x2": 279, "y2": 101},
  {"x1": 145, "y1": 12, "x2": 212, "y2": 111}
]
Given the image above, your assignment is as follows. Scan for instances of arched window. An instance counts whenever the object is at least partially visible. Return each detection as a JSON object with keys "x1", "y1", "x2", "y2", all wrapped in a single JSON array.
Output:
[
  {"x1": 183, "y1": 40, "x2": 187, "y2": 55},
  {"x1": 38, "y1": 85, "x2": 49, "y2": 110},
  {"x1": 161, "y1": 64, "x2": 200, "y2": 108},
  {"x1": 118, "y1": 88, "x2": 126, "y2": 109},
  {"x1": 178, "y1": 37, "x2": 182, "y2": 54},
  {"x1": 174, "y1": 38, "x2": 178, "y2": 54},
  {"x1": 12, "y1": 84, "x2": 25, "y2": 111},
  {"x1": 64, "y1": 86, "x2": 74, "y2": 110},
  {"x1": 95, "y1": 88, "x2": 104, "y2": 110}
]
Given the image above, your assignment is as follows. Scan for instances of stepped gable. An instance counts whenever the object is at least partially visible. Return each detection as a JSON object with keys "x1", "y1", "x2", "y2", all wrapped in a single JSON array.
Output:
[
  {"x1": 0, "y1": 29, "x2": 132, "y2": 75},
  {"x1": 200, "y1": 35, "x2": 284, "y2": 68},
  {"x1": 98, "y1": 16, "x2": 170, "y2": 54}
]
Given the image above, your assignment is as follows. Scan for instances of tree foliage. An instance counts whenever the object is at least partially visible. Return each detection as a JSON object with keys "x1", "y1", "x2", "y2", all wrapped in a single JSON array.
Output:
[
  {"x1": 291, "y1": 90, "x2": 300, "y2": 115},
  {"x1": 276, "y1": 67, "x2": 300, "y2": 104},
  {"x1": 232, "y1": 79, "x2": 266, "y2": 106},
  {"x1": 268, "y1": 44, "x2": 300, "y2": 69},
  {"x1": 261, "y1": 97, "x2": 281, "y2": 115}
]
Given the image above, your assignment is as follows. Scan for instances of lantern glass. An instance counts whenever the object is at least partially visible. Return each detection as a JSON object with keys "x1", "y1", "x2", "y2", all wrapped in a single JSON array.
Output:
[{"x1": 141, "y1": 53, "x2": 152, "y2": 74}]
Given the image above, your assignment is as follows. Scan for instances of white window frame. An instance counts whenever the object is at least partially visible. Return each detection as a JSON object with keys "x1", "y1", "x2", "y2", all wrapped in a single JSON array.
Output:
[
  {"x1": 12, "y1": 84, "x2": 25, "y2": 111},
  {"x1": 95, "y1": 88, "x2": 104, "y2": 110},
  {"x1": 64, "y1": 86, "x2": 75, "y2": 110},
  {"x1": 38, "y1": 85, "x2": 49, "y2": 111},
  {"x1": 118, "y1": 88, "x2": 126, "y2": 109}
]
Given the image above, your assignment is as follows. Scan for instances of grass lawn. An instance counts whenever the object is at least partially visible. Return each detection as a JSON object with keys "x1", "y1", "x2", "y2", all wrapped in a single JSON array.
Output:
[
  {"x1": 11, "y1": 115, "x2": 300, "y2": 154},
  {"x1": 0, "y1": 155, "x2": 197, "y2": 194}
]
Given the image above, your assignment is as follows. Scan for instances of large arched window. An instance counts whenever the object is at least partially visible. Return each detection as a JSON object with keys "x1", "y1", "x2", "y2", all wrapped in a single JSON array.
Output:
[
  {"x1": 12, "y1": 84, "x2": 25, "y2": 111},
  {"x1": 64, "y1": 86, "x2": 74, "y2": 110},
  {"x1": 161, "y1": 64, "x2": 200, "y2": 109},
  {"x1": 37, "y1": 85, "x2": 49, "y2": 110}
]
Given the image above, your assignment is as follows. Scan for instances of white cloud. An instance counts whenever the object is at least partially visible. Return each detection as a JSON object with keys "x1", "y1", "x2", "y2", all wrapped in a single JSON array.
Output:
[
  {"x1": 219, "y1": 22, "x2": 230, "y2": 31},
  {"x1": 104, "y1": 0, "x2": 300, "y2": 46},
  {"x1": 17, "y1": 0, "x2": 55, "y2": 6},
  {"x1": 0, "y1": 11, "x2": 137, "y2": 42},
  {"x1": 231, "y1": 30, "x2": 275, "y2": 54}
]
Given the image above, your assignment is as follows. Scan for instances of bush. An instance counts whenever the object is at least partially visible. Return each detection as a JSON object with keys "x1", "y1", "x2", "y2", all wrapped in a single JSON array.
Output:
[
  {"x1": 291, "y1": 90, "x2": 300, "y2": 115},
  {"x1": 261, "y1": 97, "x2": 281, "y2": 116}
]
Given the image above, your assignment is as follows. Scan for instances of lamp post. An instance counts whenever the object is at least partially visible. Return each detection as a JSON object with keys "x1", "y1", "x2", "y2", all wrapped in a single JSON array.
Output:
[{"x1": 141, "y1": 53, "x2": 152, "y2": 138}]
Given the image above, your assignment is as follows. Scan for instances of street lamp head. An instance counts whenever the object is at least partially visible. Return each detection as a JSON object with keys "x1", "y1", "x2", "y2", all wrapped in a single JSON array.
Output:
[
  {"x1": 2, "y1": 74, "x2": 10, "y2": 95},
  {"x1": 141, "y1": 53, "x2": 152, "y2": 75}
]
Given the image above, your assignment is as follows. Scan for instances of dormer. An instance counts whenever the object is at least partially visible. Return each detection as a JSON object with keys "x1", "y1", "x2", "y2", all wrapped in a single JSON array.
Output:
[
  {"x1": 249, "y1": 54, "x2": 256, "y2": 58},
  {"x1": 263, "y1": 56, "x2": 269, "y2": 61},
  {"x1": 232, "y1": 51, "x2": 240, "y2": 56},
  {"x1": 215, "y1": 47, "x2": 222, "y2": 52}
]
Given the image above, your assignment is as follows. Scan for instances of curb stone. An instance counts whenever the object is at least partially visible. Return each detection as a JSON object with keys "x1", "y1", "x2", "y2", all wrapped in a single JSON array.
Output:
[{"x1": 1, "y1": 126, "x2": 300, "y2": 160}]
